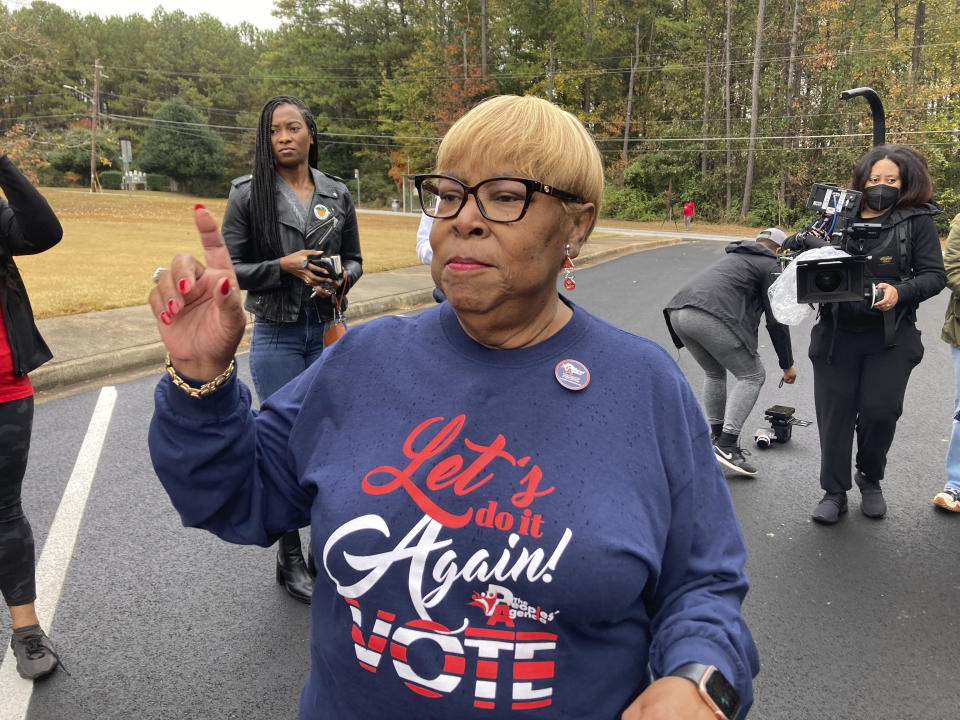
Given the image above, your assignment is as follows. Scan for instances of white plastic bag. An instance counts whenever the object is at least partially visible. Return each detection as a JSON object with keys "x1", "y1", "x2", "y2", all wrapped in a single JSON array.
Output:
[{"x1": 768, "y1": 246, "x2": 850, "y2": 325}]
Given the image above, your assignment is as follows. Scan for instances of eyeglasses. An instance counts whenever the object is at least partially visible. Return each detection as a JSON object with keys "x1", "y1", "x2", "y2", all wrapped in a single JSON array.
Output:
[{"x1": 413, "y1": 174, "x2": 584, "y2": 223}]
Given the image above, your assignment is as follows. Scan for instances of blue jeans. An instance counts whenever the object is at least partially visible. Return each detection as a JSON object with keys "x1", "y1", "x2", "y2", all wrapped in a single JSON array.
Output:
[
  {"x1": 249, "y1": 310, "x2": 336, "y2": 402},
  {"x1": 946, "y1": 345, "x2": 960, "y2": 492}
]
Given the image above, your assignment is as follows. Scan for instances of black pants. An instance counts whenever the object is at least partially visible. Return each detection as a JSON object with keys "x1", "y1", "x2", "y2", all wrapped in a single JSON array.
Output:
[
  {"x1": 0, "y1": 395, "x2": 36, "y2": 607},
  {"x1": 809, "y1": 320, "x2": 924, "y2": 493}
]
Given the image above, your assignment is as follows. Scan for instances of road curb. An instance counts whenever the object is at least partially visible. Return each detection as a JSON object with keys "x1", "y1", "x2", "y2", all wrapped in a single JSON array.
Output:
[
  {"x1": 29, "y1": 237, "x2": 683, "y2": 395},
  {"x1": 30, "y1": 289, "x2": 442, "y2": 394}
]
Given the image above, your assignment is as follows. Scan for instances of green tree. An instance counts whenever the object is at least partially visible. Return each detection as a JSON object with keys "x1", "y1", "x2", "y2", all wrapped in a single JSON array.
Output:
[
  {"x1": 47, "y1": 124, "x2": 120, "y2": 175},
  {"x1": 138, "y1": 96, "x2": 225, "y2": 184}
]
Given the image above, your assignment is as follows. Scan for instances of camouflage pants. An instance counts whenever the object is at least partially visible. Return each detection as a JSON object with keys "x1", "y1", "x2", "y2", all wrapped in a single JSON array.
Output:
[{"x1": 0, "y1": 395, "x2": 35, "y2": 607}]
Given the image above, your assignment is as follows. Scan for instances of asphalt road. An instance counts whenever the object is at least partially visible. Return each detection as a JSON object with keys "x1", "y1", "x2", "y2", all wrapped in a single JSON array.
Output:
[{"x1": 3, "y1": 240, "x2": 957, "y2": 719}]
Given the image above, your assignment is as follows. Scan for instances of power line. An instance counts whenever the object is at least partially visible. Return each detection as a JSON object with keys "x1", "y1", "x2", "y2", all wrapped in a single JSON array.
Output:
[
  {"x1": 91, "y1": 39, "x2": 960, "y2": 84},
  {"x1": 607, "y1": 140, "x2": 960, "y2": 156},
  {"x1": 5, "y1": 108, "x2": 956, "y2": 151}
]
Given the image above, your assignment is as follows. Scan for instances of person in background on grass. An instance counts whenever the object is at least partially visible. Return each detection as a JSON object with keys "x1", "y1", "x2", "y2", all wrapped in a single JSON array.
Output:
[
  {"x1": 148, "y1": 94, "x2": 757, "y2": 720},
  {"x1": 664, "y1": 227, "x2": 797, "y2": 478},
  {"x1": 682, "y1": 200, "x2": 695, "y2": 230},
  {"x1": 0, "y1": 153, "x2": 64, "y2": 680},
  {"x1": 934, "y1": 211, "x2": 960, "y2": 513},
  {"x1": 219, "y1": 95, "x2": 362, "y2": 603}
]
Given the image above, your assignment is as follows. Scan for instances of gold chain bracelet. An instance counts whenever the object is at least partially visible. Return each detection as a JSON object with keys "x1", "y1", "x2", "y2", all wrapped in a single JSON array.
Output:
[{"x1": 164, "y1": 353, "x2": 235, "y2": 398}]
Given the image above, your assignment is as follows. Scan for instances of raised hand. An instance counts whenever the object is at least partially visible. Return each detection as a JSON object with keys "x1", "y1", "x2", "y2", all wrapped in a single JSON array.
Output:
[{"x1": 148, "y1": 206, "x2": 247, "y2": 381}]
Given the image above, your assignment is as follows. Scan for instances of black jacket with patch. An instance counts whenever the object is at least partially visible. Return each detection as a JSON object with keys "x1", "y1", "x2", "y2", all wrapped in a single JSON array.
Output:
[{"x1": 222, "y1": 168, "x2": 362, "y2": 323}]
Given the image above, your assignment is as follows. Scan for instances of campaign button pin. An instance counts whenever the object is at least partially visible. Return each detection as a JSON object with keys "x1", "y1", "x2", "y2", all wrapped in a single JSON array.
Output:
[
  {"x1": 555, "y1": 359, "x2": 590, "y2": 391},
  {"x1": 314, "y1": 204, "x2": 330, "y2": 220}
]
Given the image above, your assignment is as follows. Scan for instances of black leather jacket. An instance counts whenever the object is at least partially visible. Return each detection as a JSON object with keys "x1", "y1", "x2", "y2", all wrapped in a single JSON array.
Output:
[
  {"x1": 222, "y1": 168, "x2": 362, "y2": 323},
  {"x1": 0, "y1": 155, "x2": 62, "y2": 377}
]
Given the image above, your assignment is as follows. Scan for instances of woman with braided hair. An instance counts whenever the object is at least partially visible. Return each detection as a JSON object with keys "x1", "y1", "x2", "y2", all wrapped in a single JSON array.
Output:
[{"x1": 220, "y1": 95, "x2": 362, "y2": 602}]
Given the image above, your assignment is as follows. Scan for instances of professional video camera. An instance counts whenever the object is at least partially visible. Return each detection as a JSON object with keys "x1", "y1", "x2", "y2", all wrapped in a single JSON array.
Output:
[
  {"x1": 789, "y1": 183, "x2": 861, "y2": 249},
  {"x1": 753, "y1": 405, "x2": 811, "y2": 449},
  {"x1": 781, "y1": 184, "x2": 886, "y2": 305}
]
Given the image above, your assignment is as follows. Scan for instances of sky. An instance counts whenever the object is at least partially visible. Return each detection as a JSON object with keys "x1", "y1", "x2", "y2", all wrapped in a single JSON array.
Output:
[{"x1": 14, "y1": 0, "x2": 283, "y2": 30}]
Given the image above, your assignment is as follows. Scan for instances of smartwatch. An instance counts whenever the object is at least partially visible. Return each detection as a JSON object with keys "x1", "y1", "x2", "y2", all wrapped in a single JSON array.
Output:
[{"x1": 670, "y1": 662, "x2": 741, "y2": 720}]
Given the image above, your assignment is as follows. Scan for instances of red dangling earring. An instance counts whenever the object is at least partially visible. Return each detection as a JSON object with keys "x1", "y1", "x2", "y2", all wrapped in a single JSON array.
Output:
[{"x1": 562, "y1": 243, "x2": 576, "y2": 291}]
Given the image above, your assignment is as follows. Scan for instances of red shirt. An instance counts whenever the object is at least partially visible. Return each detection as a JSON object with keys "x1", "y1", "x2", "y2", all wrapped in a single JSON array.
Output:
[{"x1": 0, "y1": 300, "x2": 34, "y2": 402}]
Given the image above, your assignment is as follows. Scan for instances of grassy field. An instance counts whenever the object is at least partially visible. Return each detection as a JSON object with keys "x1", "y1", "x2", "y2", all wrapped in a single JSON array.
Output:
[{"x1": 14, "y1": 187, "x2": 763, "y2": 319}]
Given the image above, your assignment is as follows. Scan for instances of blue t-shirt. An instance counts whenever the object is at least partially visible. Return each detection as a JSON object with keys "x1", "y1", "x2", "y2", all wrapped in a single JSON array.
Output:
[{"x1": 150, "y1": 300, "x2": 758, "y2": 719}]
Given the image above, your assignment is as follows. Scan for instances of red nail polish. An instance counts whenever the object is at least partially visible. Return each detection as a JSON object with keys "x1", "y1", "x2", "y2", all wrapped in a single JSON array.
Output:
[
  {"x1": 160, "y1": 311, "x2": 172, "y2": 326},
  {"x1": 179, "y1": 278, "x2": 191, "y2": 294},
  {"x1": 168, "y1": 299, "x2": 180, "y2": 315},
  {"x1": 220, "y1": 278, "x2": 230, "y2": 295},
  {"x1": 195, "y1": 203, "x2": 205, "y2": 210}
]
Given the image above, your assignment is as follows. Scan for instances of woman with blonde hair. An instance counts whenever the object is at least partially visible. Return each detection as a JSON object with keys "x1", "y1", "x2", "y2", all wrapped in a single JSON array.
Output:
[{"x1": 148, "y1": 95, "x2": 758, "y2": 719}]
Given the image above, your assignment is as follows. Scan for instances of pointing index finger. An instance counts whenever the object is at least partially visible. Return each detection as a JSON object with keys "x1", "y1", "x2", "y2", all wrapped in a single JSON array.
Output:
[{"x1": 194, "y1": 205, "x2": 234, "y2": 272}]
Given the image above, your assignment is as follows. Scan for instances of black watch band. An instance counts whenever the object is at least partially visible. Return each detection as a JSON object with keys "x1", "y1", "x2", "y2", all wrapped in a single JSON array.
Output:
[{"x1": 670, "y1": 662, "x2": 741, "y2": 720}]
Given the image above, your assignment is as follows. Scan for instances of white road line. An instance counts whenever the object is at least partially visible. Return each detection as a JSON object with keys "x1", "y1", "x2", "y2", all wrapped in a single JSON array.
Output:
[{"x1": 0, "y1": 386, "x2": 117, "y2": 720}]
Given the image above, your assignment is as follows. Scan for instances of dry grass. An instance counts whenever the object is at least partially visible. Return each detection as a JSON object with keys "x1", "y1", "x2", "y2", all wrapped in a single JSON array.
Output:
[
  {"x1": 14, "y1": 187, "x2": 762, "y2": 318},
  {"x1": 16, "y1": 188, "x2": 423, "y2": 318}
]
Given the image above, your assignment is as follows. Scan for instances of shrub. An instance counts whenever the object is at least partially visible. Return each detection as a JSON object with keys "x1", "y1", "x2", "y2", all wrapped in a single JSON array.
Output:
[
  {"x1": 36, "y1": 167, "x2": 72, "y2": 187},
  {"x1": 146, "y1": 173, "x2": 169, "y2": 191},
  {"x1": 100, "y1": 170, "x2": 122, "y2": 190},
  {"x1": 182, "y1": 176, "x2": 230, "y2": 199}
]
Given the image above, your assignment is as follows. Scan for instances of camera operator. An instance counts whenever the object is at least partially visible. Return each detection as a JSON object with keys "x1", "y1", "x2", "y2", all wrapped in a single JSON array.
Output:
[
  {"x1": 794, "y1": 145, "x2": 945, "y2": 524},
  {"x1": 664, "y1": 228, "x2": 797, "y2": 476}
]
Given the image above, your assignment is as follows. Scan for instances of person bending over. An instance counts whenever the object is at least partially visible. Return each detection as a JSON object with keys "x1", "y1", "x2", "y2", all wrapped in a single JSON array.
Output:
[{"x1": 664, "y1": 227, "x2": 797, "y2": 477}]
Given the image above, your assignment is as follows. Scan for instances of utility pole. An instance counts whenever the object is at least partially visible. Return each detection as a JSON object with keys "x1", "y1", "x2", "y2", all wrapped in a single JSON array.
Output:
[{"x1": 90, "y1": 59, "x2": 100, "y2": 193}]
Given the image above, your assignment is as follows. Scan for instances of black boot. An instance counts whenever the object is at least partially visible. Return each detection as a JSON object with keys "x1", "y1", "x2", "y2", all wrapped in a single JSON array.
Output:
[{"x1": 276, "y1": 531, "x2": 313, "y2": 604}]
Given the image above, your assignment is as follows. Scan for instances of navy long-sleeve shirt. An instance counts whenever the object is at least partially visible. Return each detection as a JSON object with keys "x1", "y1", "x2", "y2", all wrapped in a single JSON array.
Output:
[{"x1": 150, "y1": 300, "x2": 759, "y2": 719}]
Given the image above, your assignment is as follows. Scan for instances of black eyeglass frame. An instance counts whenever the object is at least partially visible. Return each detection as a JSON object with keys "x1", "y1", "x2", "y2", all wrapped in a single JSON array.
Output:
[{"x1": 413, "y1": 174, "x2": 585, "y2": 223}]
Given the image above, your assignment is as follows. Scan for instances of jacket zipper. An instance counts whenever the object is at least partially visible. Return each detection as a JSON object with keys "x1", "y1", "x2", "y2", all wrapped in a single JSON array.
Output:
[{"x1": 305, "y1": 215, "x2": 339, "y2": 251}]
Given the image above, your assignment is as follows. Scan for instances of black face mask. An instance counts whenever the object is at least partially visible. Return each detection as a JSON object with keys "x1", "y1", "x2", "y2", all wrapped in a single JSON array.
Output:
[{"x1": 864, "y1": 184, "x2": 900, "y2": 212}]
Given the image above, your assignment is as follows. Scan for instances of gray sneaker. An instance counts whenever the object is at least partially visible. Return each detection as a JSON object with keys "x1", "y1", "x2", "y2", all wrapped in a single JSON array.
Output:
[
  {"x1": 10, "y1": 625, "x2": 61, "y2": 681},
  {"x1": 811, "y1": 492, "x2": 848, "y2": 524},
  {"x1": 855, "y1": 471, "x2": 887, "y2": 519}
]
